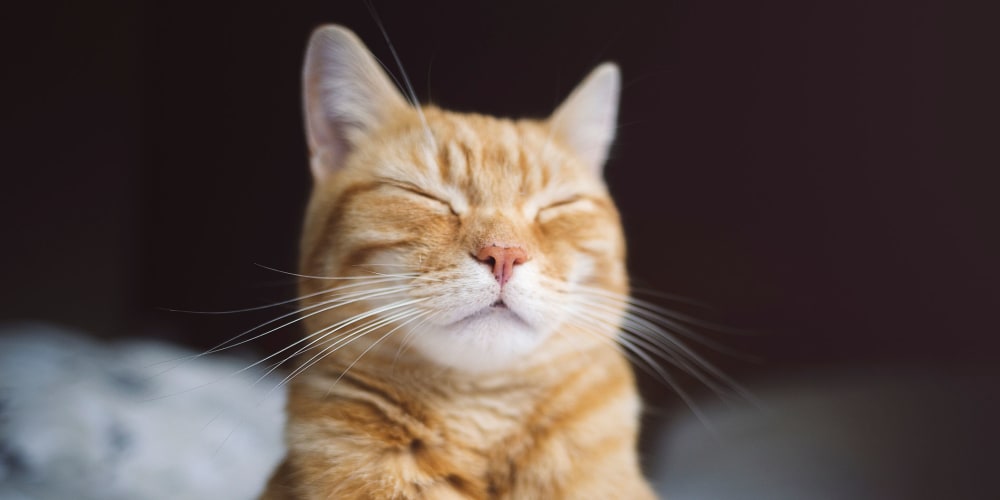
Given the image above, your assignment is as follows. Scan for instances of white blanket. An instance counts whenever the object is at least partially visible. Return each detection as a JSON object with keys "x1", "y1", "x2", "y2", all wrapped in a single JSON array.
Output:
[{"x1": 0, "y1": 323, "x2": 285, "y2": 500}]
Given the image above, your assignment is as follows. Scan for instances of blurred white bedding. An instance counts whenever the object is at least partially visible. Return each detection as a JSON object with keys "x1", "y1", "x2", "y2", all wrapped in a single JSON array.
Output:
[
  {"x1": 1, "y1": 323, "x2": 996, "y2": 499},
  {"x1": 0, "y1": 323, "x2": 285, "y2": 500}
]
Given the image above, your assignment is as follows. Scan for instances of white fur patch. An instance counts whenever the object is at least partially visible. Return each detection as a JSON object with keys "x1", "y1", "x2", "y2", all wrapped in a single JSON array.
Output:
[{"x1": 403, "y1": 259, "x2": 569, "y2": 373}]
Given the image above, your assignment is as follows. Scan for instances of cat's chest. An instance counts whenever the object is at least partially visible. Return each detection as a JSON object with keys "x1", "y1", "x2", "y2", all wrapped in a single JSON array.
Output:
[
  {"x1": 431, "y1": 389, "x2": 539, "y2": 447},
  {"x1": 403, "y1": 388, "x2": 560, "y2": 497},
  {"x1": 302, "y1": 368, "x2": 546, "y2": 452},
  {"x1": 290, "y1": 351, "x2": 635, "y2": 498}
]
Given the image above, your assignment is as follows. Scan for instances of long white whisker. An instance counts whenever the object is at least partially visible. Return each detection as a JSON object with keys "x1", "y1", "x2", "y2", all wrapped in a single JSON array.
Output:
[
  {"x1": 153, "y1": 277, "x2": 418, "y2": 370},
  {"x1": 617, "y1": 325, "x2": 737, "y2": 400},
  {"x1": 582, "y1": 285, "x2": 756, "y2": 336},
  {"x1": 140, "y1": 286, "x2": 420, "y2": 402},
  {"x1": 153, "y1": 283, "x2": 417, "y2": 376},
  {"x1": 559, "y1": 309, "x2": 716, "y2": 434},
  {"x1": 235, "y1": 310, "x2": 426, "y2": 450},
  {"x1": 579, "y1": 298, "x2": 753, "y2": 400},
  {"x1": 262, "y1": 299, "x2": 427, "y2": 386},
  {"x1": 578, "y1": 287, "x2": 758, "y2": 359},
  {"x1": 284, "y1": 306, "x2": 420, "y2": 377},
  {"x1": 628, "y1": 286, "x2": 715, "y2": 309},
  {"x1": 364, "y1": 0, "x2": 438, "y2": 154},
  {"x1": 327, "y1": 310, "x2": 432, "y2": 393},
  {"x1": 392, "y1": 310, "x2": 442, "y2": 368},
  {"x1": 203, "y1": 285, "x2": 417, "y2": 354},
  {"x1": 160, "y1": 276, "x2": 409, "y2": 316},
  {"x1": 623, "y1": 317, "x2": 756, "y2": 404},
  {"x1": 268, "y1": 304, "x2": 427, "y2": 395},
  {"x1": 575, "y1": 291, "x2": 760, "y2": 407},
  {"x1": 584, "y1": 299, "x2": 720, "y2": 369},
  {"x1": 254, "y1": 263, "x2": 439, "y2": 282},
  {"x1": 352, "y1": 263, "x2": 419, "y2": 268}
]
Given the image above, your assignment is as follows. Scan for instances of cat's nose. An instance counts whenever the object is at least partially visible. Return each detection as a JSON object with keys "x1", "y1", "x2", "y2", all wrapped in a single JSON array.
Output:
[{"x1": 475, "y1": 245, "x2": 529, "y2": 287}]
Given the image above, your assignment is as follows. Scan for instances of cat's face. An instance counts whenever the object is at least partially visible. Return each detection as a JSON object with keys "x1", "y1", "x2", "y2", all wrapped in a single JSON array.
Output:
[{"x1": 297, "y1": 27, "x2": 626, "y2": 373}]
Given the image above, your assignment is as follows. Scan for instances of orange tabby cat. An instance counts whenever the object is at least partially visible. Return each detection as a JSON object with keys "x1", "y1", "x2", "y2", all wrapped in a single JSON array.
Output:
[{"x1": 261, "y1": 25, "x2": 657, "y2": 499}]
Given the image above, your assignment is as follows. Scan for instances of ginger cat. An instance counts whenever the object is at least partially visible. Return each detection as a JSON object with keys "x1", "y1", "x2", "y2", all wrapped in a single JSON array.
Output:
[{"x1": 261, "y1": 25, "x2": 657, "y2": 499}]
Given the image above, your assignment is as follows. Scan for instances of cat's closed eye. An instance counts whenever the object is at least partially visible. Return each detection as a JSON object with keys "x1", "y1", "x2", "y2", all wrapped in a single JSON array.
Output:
[
  {"x1": 383, "y1": 180, "x2": 459, "y2": 216},
  {"x1": 536, "y1": 196, "x2": 594, "y2": 222}
]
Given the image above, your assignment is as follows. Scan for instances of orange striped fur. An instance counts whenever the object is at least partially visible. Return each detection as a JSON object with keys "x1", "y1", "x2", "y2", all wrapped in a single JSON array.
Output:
[{"x1": 261, "y1": 25, "x2": 656, "y2": 499}]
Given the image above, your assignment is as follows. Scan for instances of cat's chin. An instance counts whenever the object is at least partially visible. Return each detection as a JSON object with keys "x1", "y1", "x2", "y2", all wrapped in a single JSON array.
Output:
[
  {"x1": 407, "y1": 306, "x2": 549, "y2": 374},
  {"x1": 445, "y1": 301, "x2": 523, "y2": 327}
]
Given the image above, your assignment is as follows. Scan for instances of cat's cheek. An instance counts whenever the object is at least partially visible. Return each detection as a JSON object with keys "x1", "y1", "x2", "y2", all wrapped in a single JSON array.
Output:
[{"x1": 565, "y1": 254, "x2": 598, "y2": 288}]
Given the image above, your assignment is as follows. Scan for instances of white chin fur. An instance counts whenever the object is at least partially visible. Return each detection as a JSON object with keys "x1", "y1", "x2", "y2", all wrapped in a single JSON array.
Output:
[{"x1": 407, "y1": 309, "x2": 548, "y2": 373}]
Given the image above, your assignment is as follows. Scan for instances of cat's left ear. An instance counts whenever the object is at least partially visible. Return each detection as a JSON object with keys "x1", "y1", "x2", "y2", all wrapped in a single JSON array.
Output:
[
  {"x1": 548, "y1": 63, "x2": 621, "y2": 175},
  {"x1": 302, "y1": 25, "x2": 409, "y2": 180}
]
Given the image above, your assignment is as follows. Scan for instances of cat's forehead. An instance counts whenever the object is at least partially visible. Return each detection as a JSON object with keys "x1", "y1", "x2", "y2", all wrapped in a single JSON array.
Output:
[{"x1": 370, "y1": 108, "x2": 605, "y2": 206}]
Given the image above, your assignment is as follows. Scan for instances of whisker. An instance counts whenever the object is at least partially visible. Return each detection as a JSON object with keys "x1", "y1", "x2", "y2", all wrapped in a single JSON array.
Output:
[
  {"x1": 628, "y1": 286, "x2": 715, "y2": 310},
  {"x1": 269, "y1": 305, "x2": 427, "y2": 395},
  {"x1": 625, "y1": 292, "x2": 757, "y2": 337},
  {"x1": 352, "y1": 263, "x2": 418, "y2": 267},
  {"x1": 143, "y1": 284, "x2": 418, "y2": 395},
  {"x1": 327, "y1": 310, "x2": 432, "y2": 393},
  {"x1": 261, "y1": 299, "x2": 427, "y2": 387},
  {"x1": 392, "y1": 310, "x2": 442, "y2": 368},
  {"x1": 284, "y1": 308, "x2": 416, "y2": 378},
  {"x1": 152, "y1": 283, "x2": 416, "y2": 372},
  {"x1": 213, "y1": 308, "x2": 423, "y2": 457},
  {"x1": 558, "y1": 309, "x2": 716, "y2": 434},
  {"x1": 139, "y1": 296, "x2": 406, "y2": 402},
  {"x1": 578, "y1": 297, "x2": 756, "y2": 403},
  {"x1": 364, "y1": 0, "x2": 438, "y2": 153},
  {"x1": 583, "y1": 297, "x2": 733, "y2": 369},
  {"x1": 616, "y1": 325, "x2": 738, "y2": 400},
  {"x1": 578, "y1": 286, "x2": 759, "y2": 351},
  {"x1": 571, "y1": 289, "x2": 760, "y2": 407},
  {"x1": 207, "y1": 285, "x2": 416, "y2": 354},
  {"x1": 159, "y1": 276, "x2": 409, "y2": 315},
  {"x1": 255, "y1": 262, "x2": 435, "y2": 281},
  {"x1": 289, "y1": 298, "x2": 427, "y2": 358}
]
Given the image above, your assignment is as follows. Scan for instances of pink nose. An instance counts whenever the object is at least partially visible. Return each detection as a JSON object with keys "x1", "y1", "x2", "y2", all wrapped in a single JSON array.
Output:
[{"x1": 475, "y1": 245, "x2": 529, "y2": 287}]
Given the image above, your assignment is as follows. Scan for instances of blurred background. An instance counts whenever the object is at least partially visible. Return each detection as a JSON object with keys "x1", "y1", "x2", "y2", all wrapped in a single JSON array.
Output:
[{"x1": 3, "y1": 0, "x2": 999, "y2": 498}]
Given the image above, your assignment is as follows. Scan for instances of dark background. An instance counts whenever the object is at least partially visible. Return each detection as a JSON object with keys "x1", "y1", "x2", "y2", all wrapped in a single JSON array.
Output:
[{"x1": 4, "y1": 0, "x2": 999, "y2": 484}]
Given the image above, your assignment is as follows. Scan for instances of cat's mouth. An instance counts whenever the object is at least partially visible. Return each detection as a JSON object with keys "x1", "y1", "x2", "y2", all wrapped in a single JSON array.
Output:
[
  {"x1": 446, "y1": 298, "x2": 527, "y2": 328},
  {"x1": 476, "y1": 299, "x2": 516, "y2": 318}
]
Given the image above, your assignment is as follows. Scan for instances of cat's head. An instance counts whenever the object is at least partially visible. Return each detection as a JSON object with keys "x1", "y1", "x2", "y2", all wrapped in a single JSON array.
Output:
[{"x1": 298, "y1": 25, "x2": 627, "y2": 373}]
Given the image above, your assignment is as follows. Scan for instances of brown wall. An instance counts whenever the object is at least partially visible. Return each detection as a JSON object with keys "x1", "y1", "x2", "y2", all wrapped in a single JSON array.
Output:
[{"x1": 4, "y1": 0, "x2": 996, "y2": 392}]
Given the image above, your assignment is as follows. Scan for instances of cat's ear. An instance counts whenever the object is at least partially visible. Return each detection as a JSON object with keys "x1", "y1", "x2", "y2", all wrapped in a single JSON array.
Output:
[
  {"x1": 548, "y1": 63, "x2": 621, "y2": 175},
  {"x1": 303, "y1": 25, "x2": 409, "y2": 179}
]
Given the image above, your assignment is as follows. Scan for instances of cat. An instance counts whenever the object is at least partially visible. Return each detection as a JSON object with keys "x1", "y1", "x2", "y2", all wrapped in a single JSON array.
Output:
[{"x1": 260, "y1": 24, "x2": 658, "y2": 499}]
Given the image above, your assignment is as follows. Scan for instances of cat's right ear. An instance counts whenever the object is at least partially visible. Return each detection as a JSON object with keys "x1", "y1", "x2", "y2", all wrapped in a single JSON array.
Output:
[
  {"x1": 548, "y1": 63, "x2": 621, "y2": 177},
  {"x1": 303, "y1": 25, "x2": 409, "y2": 179}
]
